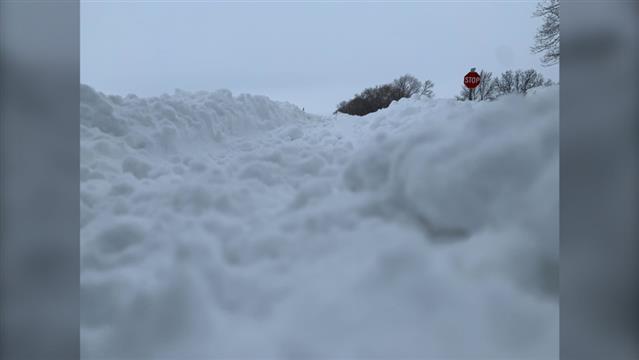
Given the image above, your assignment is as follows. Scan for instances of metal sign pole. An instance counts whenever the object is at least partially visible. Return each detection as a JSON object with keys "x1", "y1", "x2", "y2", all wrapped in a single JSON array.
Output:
[{"x1": 469, "y1": 67, "x2": 475, "y2": 101}]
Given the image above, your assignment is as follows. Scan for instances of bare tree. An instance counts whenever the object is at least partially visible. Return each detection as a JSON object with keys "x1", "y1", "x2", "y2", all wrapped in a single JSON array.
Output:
[
  {"x1": 495, "y1": 70, "x2": 516, "y2": 95},
  {"x1": 495, "y1": 69, "x2": 547, "y2": 96},
  {"x1": 476, "y1": 71, "x2": 498, "y2": 100},
  {"x1": 456, "y1": 70, "x2": 497, "y2": 101},
  {"x1": 532, "y1": 0, "x2": 560, "y2": 66},
  {"x1": 455, "y1": 67, "x2": 550, "y2": 101},
  {"x1": 421, "y1": 80, "x2": 435, "y2": 98},
  {"x1": 393, "y1": 74, "x2": 422, "y2": 98},
  {"x1": 515, "y1": 69, "x2": 545, "y2": 94}
]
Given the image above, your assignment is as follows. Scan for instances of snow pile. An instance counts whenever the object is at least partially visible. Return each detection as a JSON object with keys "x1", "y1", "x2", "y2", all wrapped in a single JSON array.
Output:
[
  {"x1": 80, "y1": 84, "x2": 307, "y2": 157},
  {"x1": 81, "y1": 85, "x2": 558, "y2": 359}
]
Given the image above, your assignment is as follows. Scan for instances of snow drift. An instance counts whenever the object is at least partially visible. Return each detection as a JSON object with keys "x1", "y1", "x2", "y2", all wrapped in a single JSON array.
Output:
[{"x1": 81, "y1": 84, "x2": 558, "y2": 359}]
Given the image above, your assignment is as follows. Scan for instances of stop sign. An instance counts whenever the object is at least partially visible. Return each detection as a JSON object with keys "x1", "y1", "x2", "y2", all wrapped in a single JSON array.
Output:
[{"x1": 464, "y1": 71, "x2": 481, "y2": 89}]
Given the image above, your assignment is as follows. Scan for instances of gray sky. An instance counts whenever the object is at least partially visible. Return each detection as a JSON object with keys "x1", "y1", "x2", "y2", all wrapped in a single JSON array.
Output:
[{"x1": 81, "y1": 1, "x2": 558, "y2": 115}]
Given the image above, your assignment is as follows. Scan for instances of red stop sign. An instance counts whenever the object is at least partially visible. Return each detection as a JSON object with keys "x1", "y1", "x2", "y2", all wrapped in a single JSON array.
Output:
[{"x1": 464, "y1": 71, "x2": 481, "y2": 89}]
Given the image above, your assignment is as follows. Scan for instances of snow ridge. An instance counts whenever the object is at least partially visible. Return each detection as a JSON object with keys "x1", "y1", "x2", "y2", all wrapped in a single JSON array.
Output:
[{"x1": 81, "y1": 84, "x2": 310, "y2": 151}]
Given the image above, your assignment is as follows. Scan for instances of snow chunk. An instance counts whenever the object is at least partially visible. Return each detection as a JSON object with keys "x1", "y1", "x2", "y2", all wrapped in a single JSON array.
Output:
[
  {"x1": 122, "y1": 157, "x2": 152, "y2": 179},
  {"x1": 95, "y1": 221, "x2": 145, "y2": 254}
]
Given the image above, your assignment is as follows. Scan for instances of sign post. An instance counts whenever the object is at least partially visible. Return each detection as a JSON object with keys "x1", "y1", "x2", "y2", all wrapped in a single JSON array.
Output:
[{"x1": 463, "y1": 68, "x2": 481, "y2": 101}]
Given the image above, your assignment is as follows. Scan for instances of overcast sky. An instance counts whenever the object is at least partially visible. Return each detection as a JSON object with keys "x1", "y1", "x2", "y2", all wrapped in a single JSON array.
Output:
[{"x1": 81, "y1": 1, "x2": 558, "y2": 115}]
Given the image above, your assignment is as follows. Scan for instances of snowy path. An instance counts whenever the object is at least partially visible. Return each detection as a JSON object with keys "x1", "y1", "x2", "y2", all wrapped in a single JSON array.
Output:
[{"x1": 81, "y1": 85, "x2": 559, "y2": 359}]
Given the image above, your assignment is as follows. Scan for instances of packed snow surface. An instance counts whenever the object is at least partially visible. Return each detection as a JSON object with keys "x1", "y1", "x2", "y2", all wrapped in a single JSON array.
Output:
[{"x1": 81, "y1": 84, "x2": 558, "y2": 359}]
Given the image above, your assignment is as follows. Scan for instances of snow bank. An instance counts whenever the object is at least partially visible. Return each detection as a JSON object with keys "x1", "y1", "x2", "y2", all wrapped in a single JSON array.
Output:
[
  {"x1": 81, "y1": 85, "x2": 558, "y2": 359},
  {"x1": 81, "y1": 84, "x2": 307, "y2": 154}
]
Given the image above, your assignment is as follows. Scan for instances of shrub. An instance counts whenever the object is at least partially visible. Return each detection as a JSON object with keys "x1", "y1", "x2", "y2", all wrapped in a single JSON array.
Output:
[{"x1": 335, "y1": 74, "x2": 431, "y2": 116}]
